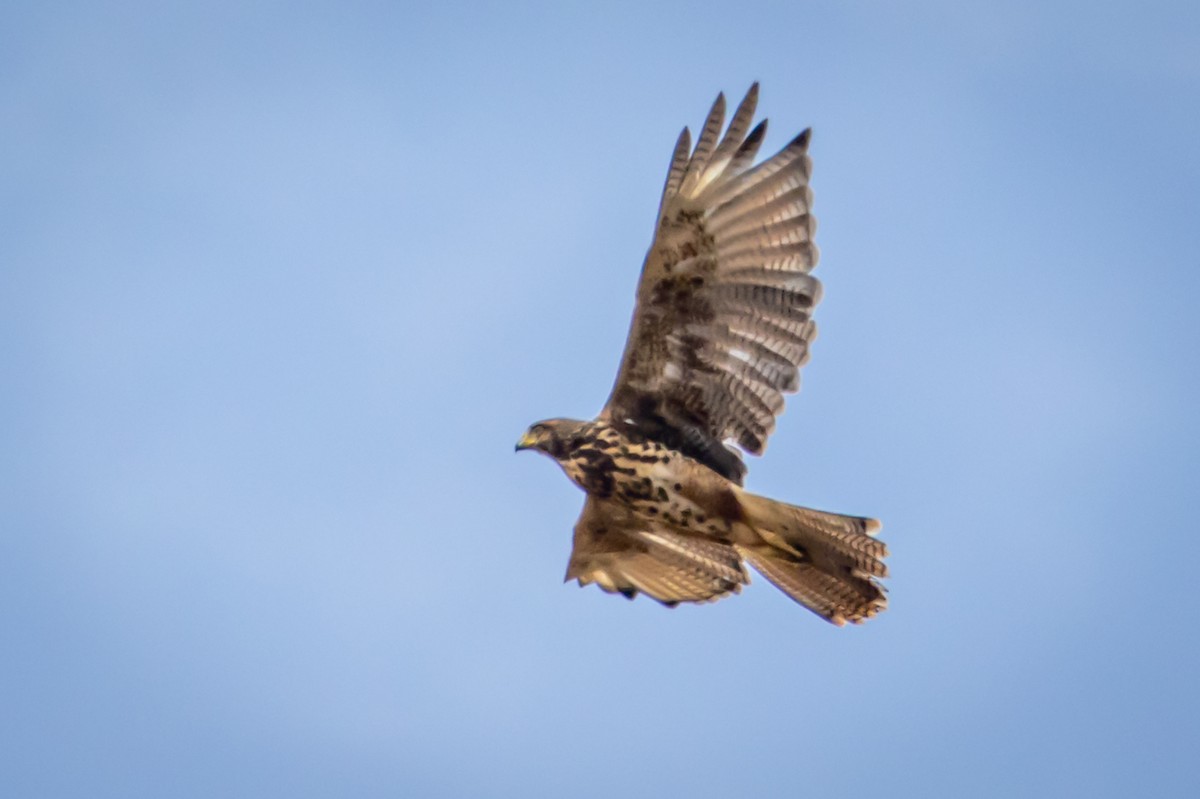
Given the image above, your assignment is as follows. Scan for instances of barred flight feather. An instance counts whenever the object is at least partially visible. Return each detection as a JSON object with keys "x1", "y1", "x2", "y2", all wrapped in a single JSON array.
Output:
[
  {"x1": 738, "y1": 546, "x2": 886, "y2": 626},
  {"x1": 707, "y1": 183, "x2": 813, "y2": 233},
  {"x1": 700, "y1": 131, "x2": 811, "y2": 208},
  {"x1": 724, "y1": 119, "x2": 768, "y2": 180},
  {"x1": 699, "y1": 83, "x2": 759, "y2": 190},
  {"x1": 677, "y1": 92, "x2": 727, "y2": 197},
  {"x1": 658, "y1": 127, "x2": 692, "y2": 217}
]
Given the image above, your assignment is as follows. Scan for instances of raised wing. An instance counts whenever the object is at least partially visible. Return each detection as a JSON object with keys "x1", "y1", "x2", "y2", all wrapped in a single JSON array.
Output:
[
  {"x1": 565, "y1": 496, "x2": 747, "y2": 606},
  {"x1": 600, "y1": 85, "x2": 820, "y2": 484}
]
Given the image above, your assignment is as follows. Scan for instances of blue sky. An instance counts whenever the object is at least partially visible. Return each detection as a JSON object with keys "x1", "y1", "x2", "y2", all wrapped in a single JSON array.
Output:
[{"x1": 3, "y1": 1, "x2": 1198, "y2": 796}]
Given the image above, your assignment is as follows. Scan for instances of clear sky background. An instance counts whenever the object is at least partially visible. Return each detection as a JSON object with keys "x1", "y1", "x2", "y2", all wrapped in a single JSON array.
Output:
[{"x1": 3, "y1": 1, "x2": 1198, "y2": 796}]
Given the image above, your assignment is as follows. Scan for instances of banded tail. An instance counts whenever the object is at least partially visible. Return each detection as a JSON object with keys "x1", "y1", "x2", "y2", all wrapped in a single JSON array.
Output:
[{"x1": 736, "y1": 492, "x2": 888, "y2": 625}]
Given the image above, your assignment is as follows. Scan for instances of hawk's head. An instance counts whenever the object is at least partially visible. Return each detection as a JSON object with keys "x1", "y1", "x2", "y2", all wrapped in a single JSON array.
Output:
[{"x1": 515, "y1": 419, "x2": 583, "y2": 459}]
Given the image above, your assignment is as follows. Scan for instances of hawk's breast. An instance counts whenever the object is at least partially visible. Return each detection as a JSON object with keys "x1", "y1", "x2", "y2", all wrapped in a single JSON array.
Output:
[{"x1": 562, "y1": 423, "x2": 736, "y2": 538}]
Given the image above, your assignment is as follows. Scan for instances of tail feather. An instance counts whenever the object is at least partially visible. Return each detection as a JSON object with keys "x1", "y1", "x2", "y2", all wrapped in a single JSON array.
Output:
[
  {"x1": 737, "y1": 546, "x2": 885, "y2": 625},
  {"x1": 737, "y1": 492, "x2": 888, "y2": 624}
]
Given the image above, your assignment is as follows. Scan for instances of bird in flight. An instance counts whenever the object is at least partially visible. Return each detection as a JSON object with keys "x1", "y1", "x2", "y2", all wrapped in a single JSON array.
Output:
[{"x1": 516, "y1": 85, "x2": 887, "y2": 625}]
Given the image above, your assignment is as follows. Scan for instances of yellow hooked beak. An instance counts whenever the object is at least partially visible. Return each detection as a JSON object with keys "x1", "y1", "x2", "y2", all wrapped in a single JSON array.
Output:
[{"x1": 515, "y1": 430, "x2": 538, "y2": 452}]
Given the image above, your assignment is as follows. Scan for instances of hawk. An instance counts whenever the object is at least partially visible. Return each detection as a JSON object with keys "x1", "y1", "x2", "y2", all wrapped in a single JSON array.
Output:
[{"x1": 516, "y1": 85, "x2": 887, "y2": 625}]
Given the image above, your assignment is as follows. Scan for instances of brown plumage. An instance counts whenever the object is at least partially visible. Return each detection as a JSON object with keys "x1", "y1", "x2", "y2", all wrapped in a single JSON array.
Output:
[{"x1": 516, "y1": 85, "x2": 887, "y2": 625}]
